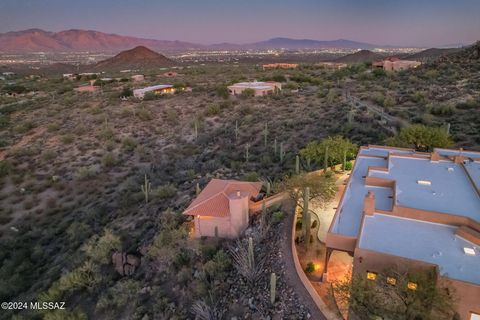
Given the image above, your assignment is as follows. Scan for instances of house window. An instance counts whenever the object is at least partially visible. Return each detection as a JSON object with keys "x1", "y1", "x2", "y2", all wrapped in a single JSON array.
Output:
[
  {"x1": 470, "y1": 313, "x2": 480, "y2": 320},
  {"x1": 366, "y1": 271, "x2": 377, "y2": 281},
  {"x1": 407, "y1": 282, "x2": 418, "y2": 290},
  {"x1": 386, "y1": 277, "x2": 397, "y2": 286}
]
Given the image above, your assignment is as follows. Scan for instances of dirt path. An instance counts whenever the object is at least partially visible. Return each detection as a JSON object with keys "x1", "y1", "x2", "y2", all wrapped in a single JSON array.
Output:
[{"x1": 280, "y1": 199, "x2": 328, "y2": 320}]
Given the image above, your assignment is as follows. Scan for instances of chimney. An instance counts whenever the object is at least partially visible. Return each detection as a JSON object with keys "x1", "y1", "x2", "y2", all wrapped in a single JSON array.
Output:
[
  {"x1": 454, "y1": 155, "x2": 465, "y2": 164},
  {"x1": 363, "y1": 191, "x2": 375, "y2": 216},
  {"x1": 236, "y1": 191, "x2": 241, "y2": 197},
  {"x1": 431, "y1": 151, "x2": 440, "y2": 162}
]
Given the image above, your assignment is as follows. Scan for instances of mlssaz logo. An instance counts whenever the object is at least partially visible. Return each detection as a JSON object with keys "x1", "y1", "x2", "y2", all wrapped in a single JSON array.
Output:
[{"x1": 30, "y1": 302, "x2": 66, "y2": 310}]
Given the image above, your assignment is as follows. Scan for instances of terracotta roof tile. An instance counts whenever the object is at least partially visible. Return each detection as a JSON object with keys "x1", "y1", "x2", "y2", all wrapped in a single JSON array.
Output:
[{"x1": 184, "y1": 179, "x2": 262, "y2": 217}]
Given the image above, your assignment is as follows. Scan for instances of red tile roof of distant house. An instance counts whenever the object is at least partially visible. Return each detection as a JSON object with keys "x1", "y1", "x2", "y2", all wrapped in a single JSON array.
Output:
[{"x1": 184, "y1": 179, "x2": 263, "y2": 217}]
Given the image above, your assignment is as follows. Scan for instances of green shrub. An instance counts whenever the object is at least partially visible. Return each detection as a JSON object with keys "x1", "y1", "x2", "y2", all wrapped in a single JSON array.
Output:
[
  {"x1": 122, "y1": 137, "x2": 137, "y2": 151},
  {"x1": 60, "y1": 134, "x2": 74, "y2": 144},
  {"x1": 345, "y1": 161, "x2": 353, "y2": 171},
  {"x1": 271, "y1": 211, "x2": 284, "y2": 224},
  {"x1": 102, "y1": 153, "x2": 116, "y2": 167},
  {"x1": 305, "y1": 262, "x2": 315, "y2": 274},
  {"x1": 137, "y1": 108, "x2": 153, "y2": 121},
  {"x1": 154, "y1": 184, "x2": 177, "y2": 199},
  {"x1": 205, "y1": 104, "x2": 221, "y2": 117},
  {"x1": 0, "y1": 160, "x2": 12, "y2": 178}
]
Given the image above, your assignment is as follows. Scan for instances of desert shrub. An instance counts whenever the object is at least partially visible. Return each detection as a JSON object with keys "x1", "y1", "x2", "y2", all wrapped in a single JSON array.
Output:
[
  {"x1": 82, "y1": 229, "x2": 122, "y2": 265},
  {"x1": 137, "y1": 108, "x2": 153, "y2": 121},
  {"x1": 242, "y1": 172, "x2": 259, "y2": 182},
  {"x1": 216, "y1": 85, "x2": 230, "y2": 99},
  {"x1": 305, "y1": 262, "x2": 315, "y2": 274},
  {"x1": 205, "y1": 104, "x2": 221, "y2": 117},
  {"x1": 0, "y1": 160, "x2": 12, "y2": 177},
  {"x1": 13, "y1": 121, "x2": 35, "y2": 134},
  {"x1": 119, "y1": 88, "x2": 133, "y2": 97},
  {"x1": 47, "y1": 123, "x2": 60, "y2": 132},
  {"x1": 456, "y1": 99, "x2": 479, "y2": 110},
  {"x1": 344, "y1": 161, "x2": 353, "y2": 171},
  {"x1": 143, "y1": 92, "x2": 157, "y2": 101},
  {"x1": 98, "y1": 126, "x2": 114, "y2": 140},
  {"x1": 76, "y1": 166, "x2": 98, "y2": 180},
  {"x1": 271, "y1": 211, "x2": 284, "y2": 224},
  {"x1": 102, "y1": 153, "x2": 117, "y2": 167},
  {"x1": 96, "y1": 279, "x2": 141, "y2": 312},
  {"x1": 122, "y1": 137, "x2": 137, "y2": 151},
  {"x1": 154, "y1": 184, "x2": 177, "y2": 199},
  {"x1": 240, "y1": 88, "x2": 255, "y2": 98},
  {"x1": 60, "y1": 134, "x2": 75, "y2": 144}
]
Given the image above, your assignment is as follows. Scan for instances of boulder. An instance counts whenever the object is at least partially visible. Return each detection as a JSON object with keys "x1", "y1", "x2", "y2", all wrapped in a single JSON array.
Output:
[{"x1": 112, "y1": 251, "x2": 141, "y2": 276}]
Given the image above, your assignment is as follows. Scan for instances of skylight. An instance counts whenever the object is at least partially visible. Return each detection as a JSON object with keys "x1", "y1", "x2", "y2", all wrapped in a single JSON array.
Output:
[{"x1": 464, "y1": 247, "x2": 476, "y2": 256}]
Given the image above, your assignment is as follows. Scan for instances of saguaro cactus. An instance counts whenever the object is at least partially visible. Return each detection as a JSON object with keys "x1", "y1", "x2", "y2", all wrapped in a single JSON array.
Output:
[
  {"x1": 248, "y1": 237, "x2": 254, "y2": 270},
  {"x1": 295, "y1": 155, "x2": 300, "y2": 175},
  {"x1": 193, "y1": 119, "x2": 198, "y2": 140},
  {"x1": 266, "y1": 181, "x2": 271, "y2": 197},
  {"x1": 141, "y1": 174, "x2": 151, "y2": 204},
  {"x1": 245, "y1": 143, "x2": 250, "y2": 162},
  {"x1": 195, "y1": 182, "x2": 201, "y2": 196},
  {"x1": 273, "y1": 138, "x2": 277, "y2": 155},
  {"x1": 324, "y1": 145, "x2": 329, "y2": 171},
  {"x1": 235, "y1": 120, "x2": 239, "y2": 141},
  {"x1": 343, "y1": 149, "x2": 347, "y2": 172},
  {"x1": 279, "y1": 142, "x2": 285, "y2": 163},
  {"x1": 263, "y1": 122, "x2": 268, "y2": 147},
  {"x1": 270, "y1": 272, "x2": 277, "y2": 304},
  {"x1": 303, "y1": 187, "x2": 311, "y2": 249}
]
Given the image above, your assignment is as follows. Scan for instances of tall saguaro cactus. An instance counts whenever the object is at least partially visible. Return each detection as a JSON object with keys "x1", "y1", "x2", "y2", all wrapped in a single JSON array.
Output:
[
  {"x1": 245, "y1": 143, "x2": 250, "y2": 162},
  {"x1": 141, "y1": 174, "x2": 151, "y2": 204},
  {"x1": 295, "y1": 155, "x2": 300, "y2": 175},
  {"x1": 342, "y1": 149, "x2": 347, "y2": 172},
  {"x1": 235, "y1": 120, "x2": 239, "y2": 141},
  {"x1": 270, "y1": 272, "x2": 277, "y2": 304},
  {"x1": 263, "y1": 122, "x2": 268, "y2": 147},
  {"x1": 303, "y1": 187, "x2": 311, "y2": 249},
  {"x1": 247, "y1": 237, "x2": 255, "y2": 270},
  {"x1": 279, "y1": 142, "x2": 285, "y2": 162},
  {"x1": 324, "y1": 145, "x2": 329, "y2": 171}
]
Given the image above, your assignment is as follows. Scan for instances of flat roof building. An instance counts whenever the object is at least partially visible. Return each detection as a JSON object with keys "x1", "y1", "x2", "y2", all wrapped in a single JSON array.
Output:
[
  {"x1": 373, "y1": 57, "x2": 421, "y2": 71},
  {"x1": 262, "y1": 63, "x2": 298, "y2": 70},
  {"x1": 326, "y1": 146, "x2": 480, "y2": 319},
  {"x1": 228, "y1": 81, "x2": 281, "y2": 97},
  {"x1": 133, "y1": 84, "x2": 175, "y2": 99}
]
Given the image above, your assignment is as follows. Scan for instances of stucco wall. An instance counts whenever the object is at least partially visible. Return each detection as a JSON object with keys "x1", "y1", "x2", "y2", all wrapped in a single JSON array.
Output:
[{"x1": 353, "y1": 248, "x2": 480, "y2": 320}]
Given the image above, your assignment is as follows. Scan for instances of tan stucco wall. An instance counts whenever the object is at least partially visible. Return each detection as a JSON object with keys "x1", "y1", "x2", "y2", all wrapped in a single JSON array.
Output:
[{"x1": 353, "y1": 248, "x2": 480, "y2": 320}]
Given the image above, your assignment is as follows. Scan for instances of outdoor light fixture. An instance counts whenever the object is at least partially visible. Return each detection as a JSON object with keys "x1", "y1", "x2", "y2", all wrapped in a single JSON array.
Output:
[
  {"x1": 386, "y1": 277, "x2": 397, "y2": 286},
  {"x1": 407, "y1": 282, "x2": 418, "y2": 290},
  {"x1": 367, "y1": 271, "x2": 377, "y2": 280}
]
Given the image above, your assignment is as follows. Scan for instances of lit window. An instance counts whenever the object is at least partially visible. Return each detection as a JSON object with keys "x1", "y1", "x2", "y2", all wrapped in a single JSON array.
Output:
[
  {"x1": 407, "y1": 282, "x2": 418, "y2": 290},
  {"x1": 386, "y1": 277, "x2": 397, "y2": 286},
  {"x1": 367, "y1": 271, "x2": 377, "y2": 280}
]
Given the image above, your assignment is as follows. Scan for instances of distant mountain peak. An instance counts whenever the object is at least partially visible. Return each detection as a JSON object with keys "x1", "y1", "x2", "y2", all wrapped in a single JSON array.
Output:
[{"x1": 92, "y1": 46, "x2": 174, "y2": 71}]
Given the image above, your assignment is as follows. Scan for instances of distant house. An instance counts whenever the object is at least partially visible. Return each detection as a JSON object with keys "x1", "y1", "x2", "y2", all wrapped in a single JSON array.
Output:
[
  {"x1": 316, "y1": 62, "x2": 348, "y2": 70},
  {"x1": 131, "y1": 74, "x2": 145, "y2": 82},
  {"x1": 133, "y1": 84, "x2": 175, "y2": 99},
  {"x1": 183, "y1": 179, "x2": 263, "y2": 238},
  {"x1": 373, "y1": 57, "x2": 421, "y2": 71},
  {"x1": 228, "y1": 81, "x2": 281, "y2": 96},
  {"x1": 74, "y1": 80, "x2": 99, "y2": 93},
  {"x1": 63, "y1": 73, "x2": 77, "y2": 80},
  {"x1": 2, "y1": 72, "x2": 15, "y2": 76},
  {"x1": 262, "y1": 63, "x2": 298, "y2": 70}
]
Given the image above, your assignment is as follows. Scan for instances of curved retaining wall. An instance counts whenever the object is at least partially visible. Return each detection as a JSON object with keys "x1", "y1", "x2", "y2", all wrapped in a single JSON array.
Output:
[{"x1": 291, "y1": 209, "x2": 343, "y2": 320}]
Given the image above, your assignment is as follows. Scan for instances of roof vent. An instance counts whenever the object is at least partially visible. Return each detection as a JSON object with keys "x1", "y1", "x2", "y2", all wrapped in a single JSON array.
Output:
[
  {"x1": 447, "y1": 167, "x2": 454, "y2": 172},
  {"x1": 236, "y1": 191, "x2": 241, "y2": 197},
  {"x1": 417, "y1": 180, "x2": 432, "y2": 186},
  {"x1": 464, "y1": 247, "x2": 476, "y2": 256}
]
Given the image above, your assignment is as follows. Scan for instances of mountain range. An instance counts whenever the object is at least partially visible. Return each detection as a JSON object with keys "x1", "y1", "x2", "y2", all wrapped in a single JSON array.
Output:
[{"x1": 0, "y1": 29, "x2": 380, "y2": 53}]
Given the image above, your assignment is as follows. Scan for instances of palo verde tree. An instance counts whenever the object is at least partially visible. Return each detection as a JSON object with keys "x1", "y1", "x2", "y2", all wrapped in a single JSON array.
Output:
[
  {"x1": 384, "y1": 124, "x2": 453, "y2": 152},
  {"x1": 280, "y1": 172, "x2": 336, "y2": 246},
  {"x1": 299, "y1": 136, "x2": 357, "y2": 169},
  {"x1": 332, "y1": 267, "x2": 458, "y2": 320}
]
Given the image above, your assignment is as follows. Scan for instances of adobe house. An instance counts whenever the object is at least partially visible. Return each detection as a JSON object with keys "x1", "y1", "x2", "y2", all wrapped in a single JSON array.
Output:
[
  {"x1": 373, "y1": 57, "x2": 421, "y2": 71},
  {"x1": 228, "y1": 81, "x2": 281, "y2": 97},
  {"x1": 133, "y1": 84, "x2": 175, "y2": 99},
  {"x1": 183, "y1": 179, "x2": 263, "y2": 238},
  {"x1": 326, "y1": 145, "x2": 480, "y2": 319},
  {"x1": 262, "y1": 63, "x2": 298, "y2": 70}
]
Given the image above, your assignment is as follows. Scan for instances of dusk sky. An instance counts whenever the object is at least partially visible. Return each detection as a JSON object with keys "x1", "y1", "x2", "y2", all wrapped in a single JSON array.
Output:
[{"x1": 0, "y1": 0, "x2": 479, "y2": 47}]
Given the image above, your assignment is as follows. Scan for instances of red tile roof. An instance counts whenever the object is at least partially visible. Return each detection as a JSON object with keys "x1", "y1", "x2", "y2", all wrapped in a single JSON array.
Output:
[{"x1": 184, "y1": 179, "x2": 263, "y2": 217}]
